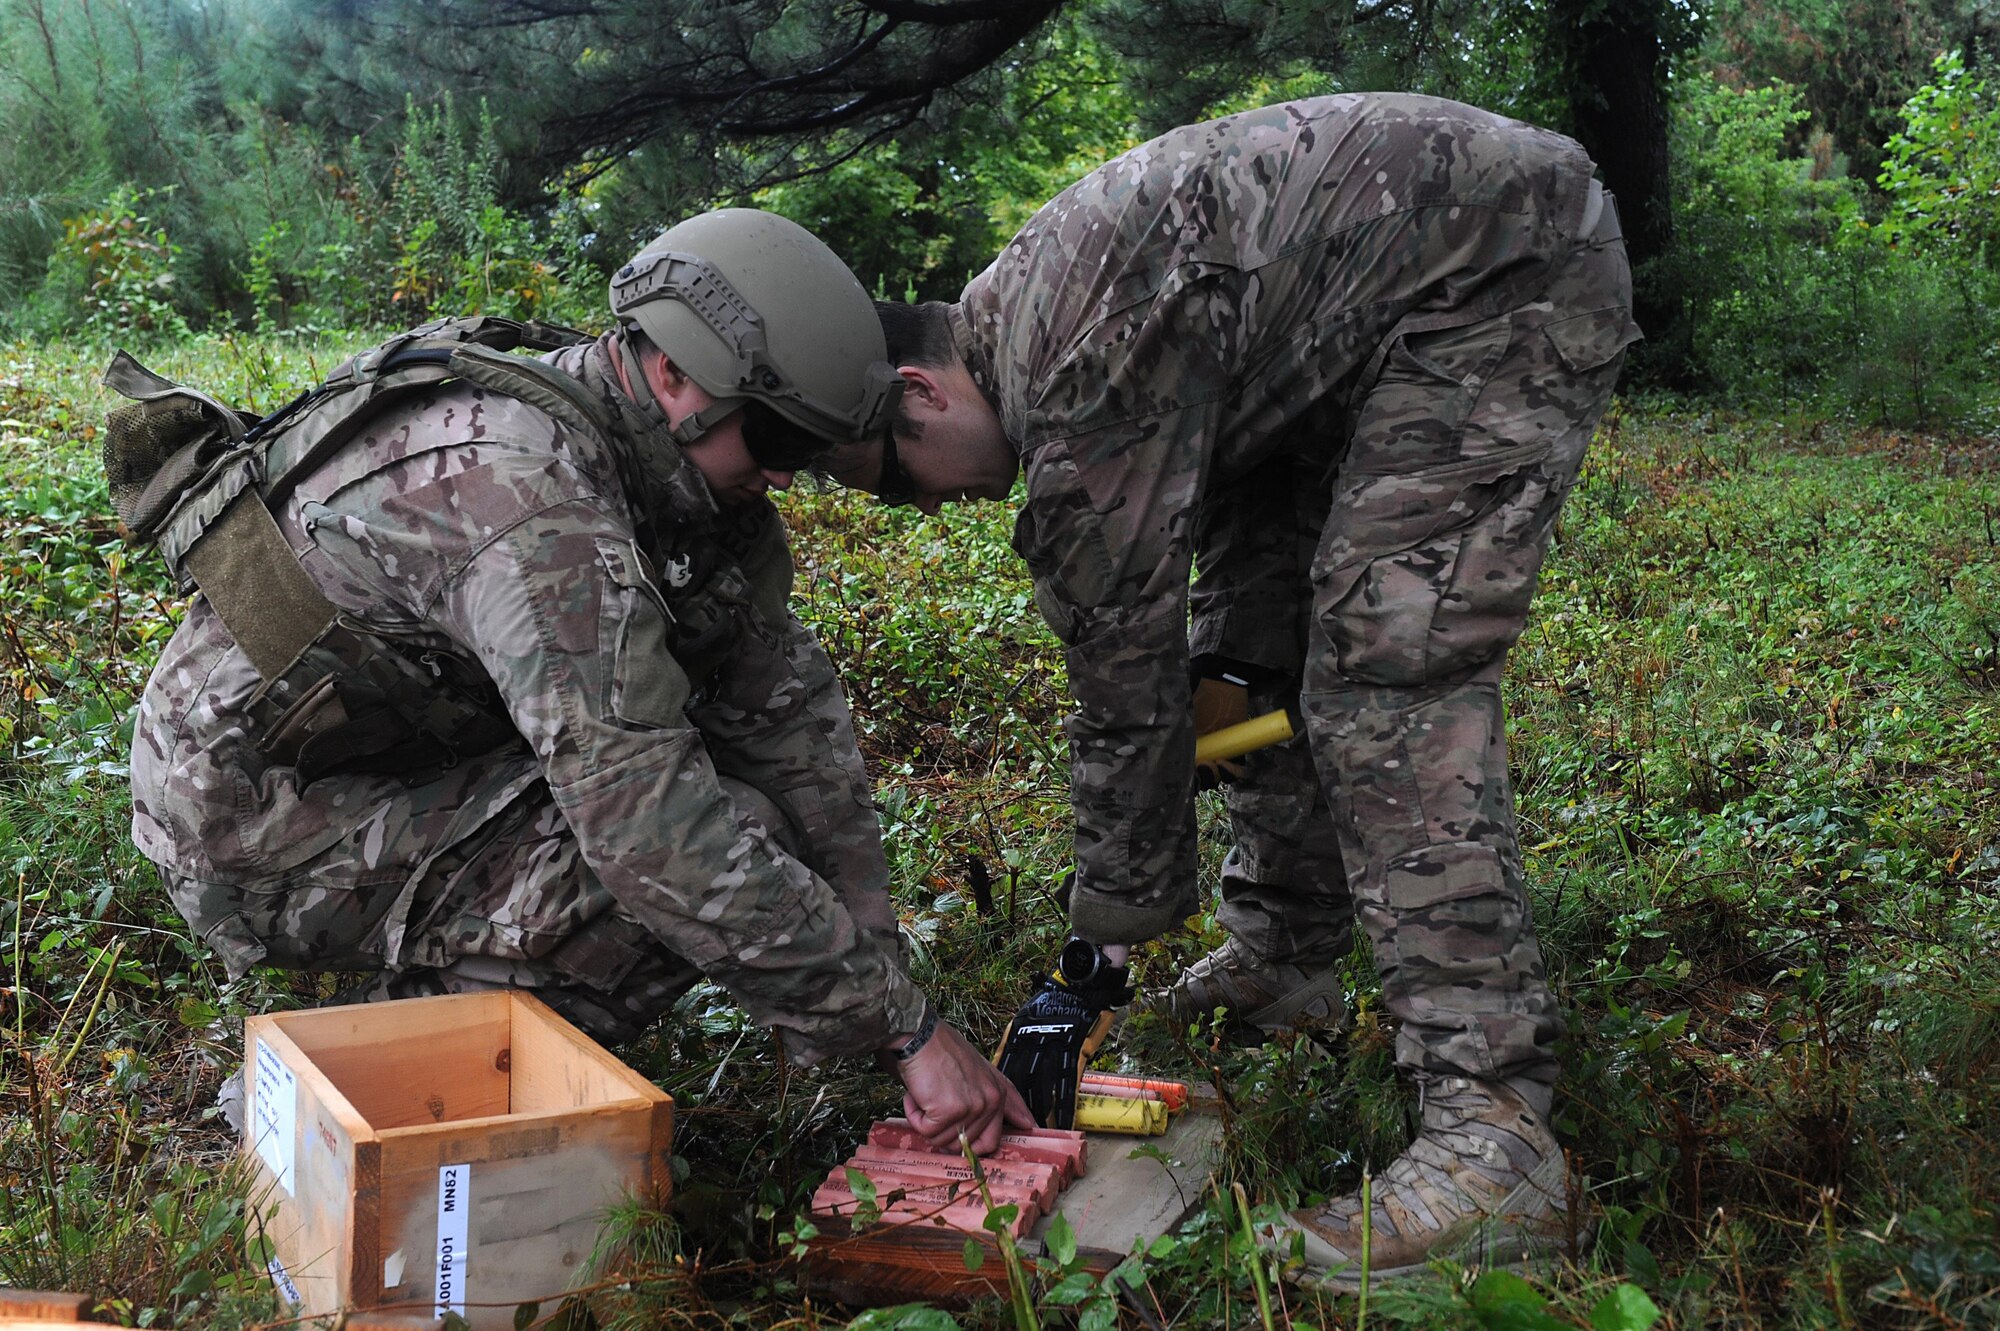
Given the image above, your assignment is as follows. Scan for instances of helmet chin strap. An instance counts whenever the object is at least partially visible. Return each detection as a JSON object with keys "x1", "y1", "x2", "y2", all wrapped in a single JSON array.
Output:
[
  {"x1": 617, "y1": 329, "x2": 745, "y2": 447},
  {"x1": 609, "y1": 330, "x2": 725, "y2": 515},
  {"x1": 666, "y1": 396, "x2": 748, "y2": 448}
]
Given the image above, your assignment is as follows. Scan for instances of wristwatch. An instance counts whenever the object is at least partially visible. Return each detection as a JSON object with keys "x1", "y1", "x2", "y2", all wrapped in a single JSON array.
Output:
[
  {"x1": 1056, "y1": 936, "x2": 1117, "y2": 989},
  {"x1": 890, "y1": 1004, "x2": 940, "y2": 1062}
]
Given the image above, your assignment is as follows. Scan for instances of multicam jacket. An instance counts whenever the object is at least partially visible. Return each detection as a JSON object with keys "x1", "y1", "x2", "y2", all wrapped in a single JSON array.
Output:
[
  {"x1": 130, "y1": 334, "x2": 926, "y2": 1063},
  {"x1": 952, "y1": 93, "x2": 1608, "y2": 944}
]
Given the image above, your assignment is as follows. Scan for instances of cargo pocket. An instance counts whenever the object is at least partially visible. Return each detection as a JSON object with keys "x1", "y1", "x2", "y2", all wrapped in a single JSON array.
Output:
[
  {"x1": 1347, "y1": 314, "x2": 1515, "y2": 474},
  {"x1": 1380, "y1": 841, "x2": 1518, "y2": 1075},
  {"x1": 1309, "y1": 446, "x2": 1549, "y2": 685},
  {"x1": 167, "y1": 870, "x2": 395, "y2": 974},
  {"x1": 547, "y1": 911, "x2": 659, "y2": 993},
  {"x1": 1382, "y1": 844, "x2": 1520, "y2": 984},
  {"x1": 1544, "y1": 304, "x2": 1641, "y2": 376},
  {"x1": 164, "y1": 874, "x2": 270, "y2": 979},
  {"x1": 595, "y1": 535, "x2": 692, "y2": 729}
]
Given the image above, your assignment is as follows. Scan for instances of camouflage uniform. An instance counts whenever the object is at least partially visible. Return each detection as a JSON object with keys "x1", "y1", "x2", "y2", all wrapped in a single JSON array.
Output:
[
  {"x1": 954, "y1": 94, "x2": 1640, "y2": 1085},
  {"x1": 130, "y1": 335, "x2": 928, "y2": 1063}
]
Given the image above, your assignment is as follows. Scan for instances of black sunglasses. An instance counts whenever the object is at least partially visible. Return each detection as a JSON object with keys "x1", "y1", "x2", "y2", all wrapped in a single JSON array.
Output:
[
  {"x1": 739, "y1": 399, "x2": 832, "y2": 472},
  {"x1": 874, "y1": 429, "x2": 918, "y2": 507}
]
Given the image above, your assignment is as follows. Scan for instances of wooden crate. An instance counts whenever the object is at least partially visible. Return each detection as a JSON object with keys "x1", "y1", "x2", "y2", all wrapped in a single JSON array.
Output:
[
  {"x1": 0, "y1": 1290, "x2": 439, "y2": 1331},
  {"x1": 242, "y1": 991, "x2": 672, "y2": 1330},
  {"x1": 801, "y1": 1098, "x2": 1225, "y2": 1306},
  {"x1": 0, "y1": 1289, "x2": 101, "y2": 1331}
]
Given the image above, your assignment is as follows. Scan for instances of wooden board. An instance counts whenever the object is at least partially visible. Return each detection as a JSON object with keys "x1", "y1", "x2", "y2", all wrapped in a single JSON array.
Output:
[
  {"x1": 801, "y1": 1105, "x2": 1225, "y2": 1307},
  {"x1": 372, "y1": 1100, "x2": 668, "y2": 1315},
  {"x1": 508, "y1": 992, "x2": 658, "y2": 1117},
  {"x1": 266, "y1": 991, "x2": 514, "y2": 1129},
  {"x1": 1045, "y1": 1109, "x2": 1225, "y2": 1262},
  {"x1": 0, "y1": 1289, "x2": 99, "y2": 1330},
  {"x1": 244, "y1": 1008, "x2": 381, "y2": 1318}
]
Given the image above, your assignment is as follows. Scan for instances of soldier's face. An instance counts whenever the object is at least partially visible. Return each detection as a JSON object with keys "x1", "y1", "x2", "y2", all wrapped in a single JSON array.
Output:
[
  {"x1": 868, "y1": 362, "x2": 1016, "y2": 513},
  {"x1": 683, "y1": 418, "x2": 796, "y2": 505},
  {"x1": 645, "y1": 350, "x2": 796, "y2": 504}
]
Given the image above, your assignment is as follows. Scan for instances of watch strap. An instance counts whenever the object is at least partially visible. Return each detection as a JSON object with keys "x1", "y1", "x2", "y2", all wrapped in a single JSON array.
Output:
[{"x1": 890, "y1": 1003, "x2": 940, "y2": 1062}]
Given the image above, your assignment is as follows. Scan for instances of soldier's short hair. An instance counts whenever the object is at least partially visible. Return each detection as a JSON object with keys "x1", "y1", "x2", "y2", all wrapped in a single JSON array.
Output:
[{"x1": 874, "y1": 300, "x2": 954, "y2": 370}]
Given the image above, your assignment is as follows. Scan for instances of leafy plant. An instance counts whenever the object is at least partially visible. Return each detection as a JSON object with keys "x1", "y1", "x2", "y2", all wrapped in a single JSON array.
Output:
[
  {"x1": 381, "y1": 96, "x2": 580, "y2": 324},
  {"x1": 1659, "y1": 70, "x2": 2000, "y2": 428},
  {"x1": 1874, "y1": 50, "x2": 2000, "y2": 261},
  {"x1": 755, "y1": 13, "x2": 1140, "y2": 302},
  {"x1": 46, "y1": 187, "x2": 193, "y2": 342}
]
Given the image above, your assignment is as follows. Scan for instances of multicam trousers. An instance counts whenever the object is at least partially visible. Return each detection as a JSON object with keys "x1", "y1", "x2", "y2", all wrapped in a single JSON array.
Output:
[
  {"x1": 172, "y1": 775, "x2": 817, "y2": 1045},
  {"x1": 1213, "y1": 211, "x2": 1637, "y2": 1087}
]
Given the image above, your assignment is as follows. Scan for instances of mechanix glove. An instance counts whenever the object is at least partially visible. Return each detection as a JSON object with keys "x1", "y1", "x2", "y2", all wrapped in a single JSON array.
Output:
[{"x1": 993, "y1": 938, "x2": 1135, "y2": 1129}]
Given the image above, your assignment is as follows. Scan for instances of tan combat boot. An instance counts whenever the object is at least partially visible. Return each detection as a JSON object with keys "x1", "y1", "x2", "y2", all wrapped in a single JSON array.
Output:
[
  {"x1": 1263, "y1": 1076, "x2": 1568, "y2": 1287},
  {"x1": 1146, "y1": 936, "x2": 1347, "y2": 1039}
]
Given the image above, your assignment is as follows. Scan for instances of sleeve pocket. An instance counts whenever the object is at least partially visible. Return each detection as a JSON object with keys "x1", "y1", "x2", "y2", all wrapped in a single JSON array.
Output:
[
  {"x1": 595, "y1": 535, "x2": 692, "y2": 730},
  {"x1": 1009, "y1": 446, "x2": 1118, "y2": 646}
]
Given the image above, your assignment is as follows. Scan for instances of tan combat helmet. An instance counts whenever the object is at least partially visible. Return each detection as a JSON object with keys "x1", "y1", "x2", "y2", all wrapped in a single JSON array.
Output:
[{"x1": 608, "y1": 208, "x2": 901, "y2": 467}]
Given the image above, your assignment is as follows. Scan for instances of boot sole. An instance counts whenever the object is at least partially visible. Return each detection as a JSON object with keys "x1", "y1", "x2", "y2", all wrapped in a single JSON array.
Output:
[{"x1": 1295, "y1": 1230, "x2": 1563, "y2": 1292}]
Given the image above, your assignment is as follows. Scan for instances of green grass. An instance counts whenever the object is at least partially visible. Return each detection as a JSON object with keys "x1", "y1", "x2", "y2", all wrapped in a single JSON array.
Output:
[{"x1": 3, "y1": 336, "x2": 1997, "y2": 1329}]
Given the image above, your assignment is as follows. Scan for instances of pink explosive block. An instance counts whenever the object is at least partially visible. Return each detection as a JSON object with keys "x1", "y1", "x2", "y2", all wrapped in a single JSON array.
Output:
[
  {"x1": 811, "y1": 1172, "x2": 1035, "y2": 1238},
  {"x1": 848, "y1": 1145, "x2": 1059, "y2": 1215},
  {"x1": 871, "y1": 1119, "x2": 1088, "y2": 1180}
]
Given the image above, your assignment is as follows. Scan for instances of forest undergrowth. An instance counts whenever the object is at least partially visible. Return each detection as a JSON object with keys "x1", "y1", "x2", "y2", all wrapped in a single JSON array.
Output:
[{"x1": 1, "y1": 335, "x2": 1996, "y2": 1330}]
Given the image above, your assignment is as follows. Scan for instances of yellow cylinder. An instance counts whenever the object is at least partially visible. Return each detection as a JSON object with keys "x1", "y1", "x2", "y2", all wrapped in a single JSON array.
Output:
[
  {"x1": 1193, "y1": 709, "x2": 1294, "y2": 765},
  {"x1": 1074, "y1": 1093, "x2": 1168, "y2": 1135}
]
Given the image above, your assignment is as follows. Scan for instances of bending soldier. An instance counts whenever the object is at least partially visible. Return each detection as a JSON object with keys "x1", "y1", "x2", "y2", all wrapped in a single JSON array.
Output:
[
  {"x1": 832, "y1": 96, "x2": 1640, "y2": 1277},
  {"x1": 119, "y1": 209, "x2": 1030, "y2": 1151}
]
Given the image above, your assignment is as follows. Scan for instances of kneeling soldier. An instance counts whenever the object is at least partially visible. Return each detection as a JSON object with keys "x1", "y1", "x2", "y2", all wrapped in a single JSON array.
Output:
[{"x1": 115, "y1": 209, "x2": 1030, "y2": 1151}]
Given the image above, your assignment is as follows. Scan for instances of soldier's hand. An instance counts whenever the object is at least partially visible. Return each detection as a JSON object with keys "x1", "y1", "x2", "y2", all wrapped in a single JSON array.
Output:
[
  {"x1": 1193, "y1": 674, "x2": 1251, "y2": 788},
  {"x1": 993, "y1": 940, "x2": 1134, "y2": 1129},
  {"x1": 892, "y1": 1020, "x2": 1035, "y2": 1155}
]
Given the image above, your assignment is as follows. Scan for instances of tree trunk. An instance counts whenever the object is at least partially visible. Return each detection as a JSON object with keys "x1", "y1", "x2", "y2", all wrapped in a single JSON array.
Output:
[{"x1": 1547, "y1": 0, "x2": 1685, "y2": 364}]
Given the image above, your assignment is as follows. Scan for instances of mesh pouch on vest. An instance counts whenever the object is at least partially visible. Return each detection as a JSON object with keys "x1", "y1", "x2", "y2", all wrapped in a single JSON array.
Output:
[
  {"x1": 102, "y1": 317, "x2": 599, "y2": 786},
  {"x1": 102, "y1": 352, "x2": 260, "y2": 543}
]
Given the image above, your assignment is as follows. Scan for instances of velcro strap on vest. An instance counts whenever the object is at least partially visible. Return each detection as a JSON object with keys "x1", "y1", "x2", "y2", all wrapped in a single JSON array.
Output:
[{"x1": 183, "y1": 493, "x2": 338, "y2": 684}]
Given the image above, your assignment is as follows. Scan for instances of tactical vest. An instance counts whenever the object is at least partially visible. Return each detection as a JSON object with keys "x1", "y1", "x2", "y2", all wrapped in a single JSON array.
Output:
[{"x1": 103, "y1": 316, "x2": 615, "y2": 787}]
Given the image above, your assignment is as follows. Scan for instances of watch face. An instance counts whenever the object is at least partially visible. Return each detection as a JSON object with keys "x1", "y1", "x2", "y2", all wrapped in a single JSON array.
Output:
[{"x1": 1059, "y1": 938, "x2": 1101, "y2": 984}]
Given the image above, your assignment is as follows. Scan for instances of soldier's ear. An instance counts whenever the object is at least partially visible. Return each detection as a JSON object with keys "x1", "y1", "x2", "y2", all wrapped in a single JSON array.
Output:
[
  {"x1": 654, "y1": 351, "x2": 695, "y2": 392},
  {"x1": 642, "y1": 351, "x2": 706, "y2": 416},
  {"x1": 896, "y1": 365, "x2": 950, "y2": 413}
]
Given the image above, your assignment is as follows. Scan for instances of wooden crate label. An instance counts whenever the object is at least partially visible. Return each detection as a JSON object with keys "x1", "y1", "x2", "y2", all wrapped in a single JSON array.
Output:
[
  {"x1": 267, "y1": 1254, "x2": 305, "y2": 1311},
  {"x1": 252, "y1": 1037, "x2": 298, "y2": 1194},
  {"x1": 435, "y1": 1164, "x2": 471, "y2": 1317}
]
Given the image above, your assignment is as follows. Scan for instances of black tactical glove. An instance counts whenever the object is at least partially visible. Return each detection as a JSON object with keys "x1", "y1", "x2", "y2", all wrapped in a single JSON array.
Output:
[{"x1": 993, "y1": 938, "x2": 1135, "y2": 1129}]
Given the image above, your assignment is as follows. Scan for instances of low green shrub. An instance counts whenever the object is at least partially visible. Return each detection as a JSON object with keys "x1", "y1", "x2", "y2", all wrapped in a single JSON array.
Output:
[{"x1": 1659, "y1": 71, "x2": 2000, "y2": 430}]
